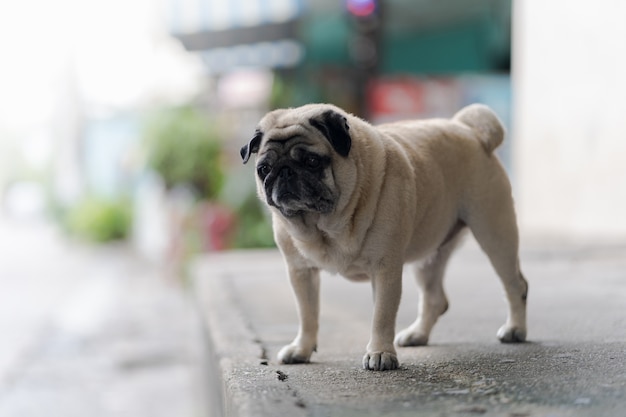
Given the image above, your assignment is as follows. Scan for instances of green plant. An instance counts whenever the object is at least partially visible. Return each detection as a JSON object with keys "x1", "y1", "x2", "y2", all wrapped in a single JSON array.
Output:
[
  {"x1": 232, "y1": 192, "x2": 276, "y2": 249},
  {"x1": 65, "y1": 196, "x2": 132, "y2": 242},
  {"x1": 143, "y1": 106, "x2": 224, "y2": 200}
]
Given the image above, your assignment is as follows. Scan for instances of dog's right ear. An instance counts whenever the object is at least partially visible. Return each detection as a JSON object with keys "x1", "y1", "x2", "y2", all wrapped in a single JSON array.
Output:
[{"x1": 240, "y1": 130, "x2": 263, "y2": 164}]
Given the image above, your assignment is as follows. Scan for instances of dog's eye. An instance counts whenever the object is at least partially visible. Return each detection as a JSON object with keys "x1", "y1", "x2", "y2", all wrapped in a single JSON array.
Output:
[
  {"x1": 304, "y1": 156, "x2": 321, "y2": 169},
  {"x1": 257, "y1": 164, "x2": 271, "y2": 178}
]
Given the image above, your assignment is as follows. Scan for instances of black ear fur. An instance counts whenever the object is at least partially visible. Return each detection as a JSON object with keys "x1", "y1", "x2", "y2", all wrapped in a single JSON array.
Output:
[
  {"x1": 309, "y1": 110, "x2": 351, "y2": 157},
  {"x1": 240, "y1": 130, "x2": 263, "y2": 164}
]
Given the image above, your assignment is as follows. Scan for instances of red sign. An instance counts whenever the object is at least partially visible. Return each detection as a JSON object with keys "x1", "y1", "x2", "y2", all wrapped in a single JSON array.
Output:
[{"x1": 369, "y1": 78, "x2": 426, "y2": 119}]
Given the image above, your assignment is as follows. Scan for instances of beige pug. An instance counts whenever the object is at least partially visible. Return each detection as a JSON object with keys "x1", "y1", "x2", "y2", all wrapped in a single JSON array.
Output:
[{"x1": 240, "y1": 103, "x2": 528, "y2": 371}]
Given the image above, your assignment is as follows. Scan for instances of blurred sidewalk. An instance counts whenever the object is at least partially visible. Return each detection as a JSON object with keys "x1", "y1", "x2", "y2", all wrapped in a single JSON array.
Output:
[
  {"x1": 0, "y1": 218, "x2": 204, "y2": 417},
  {"x1": 193, "y1": 238, "x2": 626, "y2": 417}
]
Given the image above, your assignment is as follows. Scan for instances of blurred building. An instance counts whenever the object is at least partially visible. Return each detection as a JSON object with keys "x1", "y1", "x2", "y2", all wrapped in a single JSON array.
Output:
[
  {"x1": 166, "y1": 0, "x2": 510, "y2": 103},
  {"x1": 513, "y1": 1, "x2": 626, "y2": 239},
  {"x1": 165, "y1": 0, "x2": 513, "y2": 163},
  {"x1": 13, "y1": 0, "x2": 622, "y2": 244},
  {"x1": 163, "y1": 0, "x2": 626, "y2": 240}
]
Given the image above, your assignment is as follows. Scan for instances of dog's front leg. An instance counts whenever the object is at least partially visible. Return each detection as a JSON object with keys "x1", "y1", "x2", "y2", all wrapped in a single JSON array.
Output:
[
  {"x1": 277, "y1": 265, "x2": 320, "y2": 364},
  {"x1": 363, "y1": 265, "x2": 402, "y2": 371}
]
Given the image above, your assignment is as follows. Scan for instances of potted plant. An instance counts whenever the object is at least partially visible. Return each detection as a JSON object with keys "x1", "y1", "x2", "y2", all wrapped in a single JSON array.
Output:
[
  {"x1": 142, "y1": 106, "x2": 234, "y2": 256},
  {"x1": 143, "y1": 106, "x2": 224, "y2": 200}
]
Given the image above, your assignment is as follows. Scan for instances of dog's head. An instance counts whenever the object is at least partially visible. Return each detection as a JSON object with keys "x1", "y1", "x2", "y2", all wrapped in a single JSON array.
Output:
[{"x1": 241, "y1": 104, "x2": 352, "y2": 218}]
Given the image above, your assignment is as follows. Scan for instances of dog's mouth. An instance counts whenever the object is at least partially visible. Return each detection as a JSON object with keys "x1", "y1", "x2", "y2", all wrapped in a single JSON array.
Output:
[
  {"x1": 268, "y1": 190, "x2": 334, "y2": 218},
  {"x1": 274, "y1": 193, "x2": 302, "y2": 218},
  {"x1": 268, "y1": 199, "x2": 302, "y2": 218}
]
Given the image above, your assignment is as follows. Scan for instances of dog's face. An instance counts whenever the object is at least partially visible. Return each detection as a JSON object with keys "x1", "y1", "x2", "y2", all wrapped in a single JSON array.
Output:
[{"x1": 241, "y1": 105, "x2": 352, "y2": 218}]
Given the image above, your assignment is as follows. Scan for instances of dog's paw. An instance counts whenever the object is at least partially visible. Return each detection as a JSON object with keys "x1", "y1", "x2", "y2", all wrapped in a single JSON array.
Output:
[
  {"x1": 497, "y1": 324, "x2": 527, "y2": 343},
  {"x1": 277, "y1": 344, "x2": 313, "y2": 364},
  {"x1": 362, "y1": 351, "x2": 399, "y2": 371},
  {"x1": 394, "y1": 328, "x2": 429, "y2": 347}
]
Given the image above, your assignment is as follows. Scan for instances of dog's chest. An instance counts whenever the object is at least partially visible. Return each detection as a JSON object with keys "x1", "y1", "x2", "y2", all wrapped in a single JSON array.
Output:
[{"x1": 293, "y1": 232, "x2": 368, "y2": 278}]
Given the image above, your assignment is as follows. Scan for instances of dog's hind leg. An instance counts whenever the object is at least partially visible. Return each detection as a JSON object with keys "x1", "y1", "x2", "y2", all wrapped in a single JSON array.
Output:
[
  {"x1": 395, "y1": 229, "x2": 466, "y2": 347},
  {"x1": 465, "y1": 180, "x2": 528, "y2": 343}
]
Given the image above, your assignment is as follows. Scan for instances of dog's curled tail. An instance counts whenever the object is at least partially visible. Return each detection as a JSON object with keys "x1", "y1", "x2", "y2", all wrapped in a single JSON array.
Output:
[{"x1": 454, "y1": 104, "x2": 505, "y2": 154}]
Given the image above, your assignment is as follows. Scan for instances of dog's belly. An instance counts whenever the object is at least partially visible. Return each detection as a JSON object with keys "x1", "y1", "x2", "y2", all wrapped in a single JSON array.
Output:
[
  {"x1": 342, "y1": 269, "x2": 370, "y2": 282},
  {"x1": 325, "y1": 260, "x2": 370, "y2": 281},
  {"x1": 308, "y1": 253, "x2": 369, "y2": 281},
  {"x1": 294, "y1": 214, "x2": 464, "y2": 282}
]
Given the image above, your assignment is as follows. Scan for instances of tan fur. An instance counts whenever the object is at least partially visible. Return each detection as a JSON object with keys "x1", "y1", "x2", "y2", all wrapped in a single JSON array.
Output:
[{"x1": 249, "y1": 103, "x2": 528, "y2": 371}]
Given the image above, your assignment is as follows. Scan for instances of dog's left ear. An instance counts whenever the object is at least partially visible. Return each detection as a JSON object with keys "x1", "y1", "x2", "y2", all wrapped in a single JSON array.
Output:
[
  {"x1": 309, "y1": 110, "x2": 351, "y2": 157},
  {"x1": 240, "y1": 130, "x2": 263, "y2": 164}
]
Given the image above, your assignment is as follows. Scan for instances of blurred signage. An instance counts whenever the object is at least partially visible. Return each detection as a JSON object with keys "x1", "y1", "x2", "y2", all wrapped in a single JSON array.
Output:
[
  {"x1": 200, "y1": 39, "x2": 303, "y2": 73},
  {"x1": 166, "y1": 0, "x2": 304, "y2": 72},
  {"x1": 368, "y1": 76, "x2": 508, "y2": 122},
  {"x1": 175, "y1": 20, "x2": 300, "y2": 51},
  {"x1": 167, "y1": 0, "x2": 304, "y2": 36},
  {"x1": 368, "y1": 75, "x2": 512, "y2": 173},
  {"x1": 369, "y1": 78, "x2": 426, "y2": 119}
]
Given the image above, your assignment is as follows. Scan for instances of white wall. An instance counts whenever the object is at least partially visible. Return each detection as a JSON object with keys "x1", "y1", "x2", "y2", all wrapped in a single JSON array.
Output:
[{"x1": 513, "y1": 0, "x2": 626, "y2": 239}]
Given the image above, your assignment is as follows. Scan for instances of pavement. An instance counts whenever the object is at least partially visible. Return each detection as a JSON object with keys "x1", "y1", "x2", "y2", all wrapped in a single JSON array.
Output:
[
  {"x1": 2, "y1": 216, "x2": 624, "y2": 417},
  {"x1": 0, "y1": 218, "x2": 205, "y2": 417},
  {"x1": 192, "y1": 237, "x2": 626, "y2": 417}
]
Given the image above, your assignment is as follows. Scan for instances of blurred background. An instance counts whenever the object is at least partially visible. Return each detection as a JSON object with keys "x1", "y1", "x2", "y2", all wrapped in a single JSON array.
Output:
[
  {"x1": 4, "y1": 0, "x2": 625, "y2": 253},
  {"x1": 1, "y1": 0, "x2": 625, "y2": 415},
  {"x1": 1, "y1": 0, "x2": 517, "y2": 258}
]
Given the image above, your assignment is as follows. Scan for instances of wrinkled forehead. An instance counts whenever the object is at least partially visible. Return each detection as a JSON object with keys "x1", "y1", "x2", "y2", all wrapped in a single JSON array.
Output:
[{"x1": 257, "y1": 109, "x2": 330, "y2": 154}]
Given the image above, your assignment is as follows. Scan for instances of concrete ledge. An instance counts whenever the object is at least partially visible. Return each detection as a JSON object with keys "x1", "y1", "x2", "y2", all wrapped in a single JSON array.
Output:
[
  {"x1": 192, "y1": 242, "x2": 626, "y2": 417},
  {"x1": 192, "y1": 250, "x2": 309, "y2": 417}
]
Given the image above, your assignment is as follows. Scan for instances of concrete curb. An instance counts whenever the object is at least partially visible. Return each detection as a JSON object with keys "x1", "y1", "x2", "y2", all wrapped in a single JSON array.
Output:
[{"x1": 192, "y1": 251, "x2": 309, "y2": 417}]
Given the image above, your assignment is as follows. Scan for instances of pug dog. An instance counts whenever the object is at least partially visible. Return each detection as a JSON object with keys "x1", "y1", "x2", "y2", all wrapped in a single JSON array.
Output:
[{"x1": 240, "y1": 103, "x2": 528, "y2": 371}]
